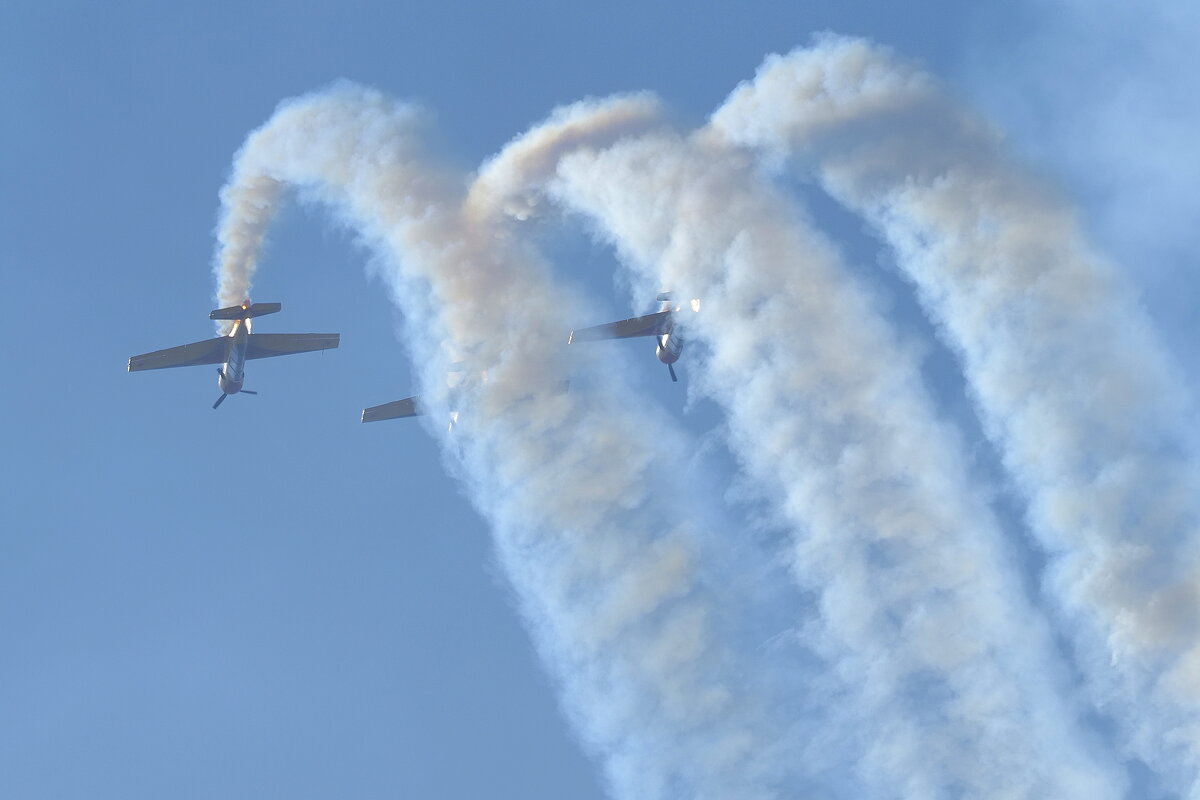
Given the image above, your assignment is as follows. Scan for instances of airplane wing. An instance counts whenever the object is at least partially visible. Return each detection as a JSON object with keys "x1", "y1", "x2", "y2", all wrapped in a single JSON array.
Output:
[
  {"x1": 361, "y1": 396, "x2": 422, "y2": 423},
  {"x1": 568, "y1": 310, "x2": 672, "y2": 343},
  {"x1": 245, "y1": 333, "x2": 340, "y2": 360},
  {"x1": 128, "y1": 337, "x2": 229, "y2": 372}
]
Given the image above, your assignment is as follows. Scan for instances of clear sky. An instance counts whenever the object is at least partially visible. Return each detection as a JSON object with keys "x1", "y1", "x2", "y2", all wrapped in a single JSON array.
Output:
[{"x1": 3, "y1": 2, "x2": 1197, "y2": 798}]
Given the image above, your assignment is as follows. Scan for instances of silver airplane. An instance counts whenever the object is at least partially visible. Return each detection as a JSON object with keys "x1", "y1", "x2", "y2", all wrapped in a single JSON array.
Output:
[
  {"x1": 361, "y1": 367, "x2": 476, "y2": 427},
  {"x1": 128, "y1": 300, "x2": 340, "y2": 408},
  {"x1": 568, "y1": 292, "x2": 699, "y2": 382},
  {"x1": 362, "y1": 395, "x2": 424, "y2": 423},
  {"x1": 362, "y1": 370, "x2": 569, "y2": 427}
]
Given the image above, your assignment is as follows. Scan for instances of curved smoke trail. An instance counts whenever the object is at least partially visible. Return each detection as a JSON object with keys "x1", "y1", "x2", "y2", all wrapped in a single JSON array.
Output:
[
  {"x1": 469, "y1": 100, "x2": 1125, "y2": 797},
  {"x1": 211, "y1": 85, "x2": 806, "y2": 800},
  {"x1": 711, "y1": 34, "x2": 1200, "y2": 795}
]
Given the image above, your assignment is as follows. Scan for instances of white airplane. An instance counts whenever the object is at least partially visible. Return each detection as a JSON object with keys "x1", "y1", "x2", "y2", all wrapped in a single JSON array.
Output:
[
  {"x1": 128, "y1": 300, "x2": 340, "y2": 408},
  {"x1": 568, "y1": 292, "x2": 699, "y2": 382}
]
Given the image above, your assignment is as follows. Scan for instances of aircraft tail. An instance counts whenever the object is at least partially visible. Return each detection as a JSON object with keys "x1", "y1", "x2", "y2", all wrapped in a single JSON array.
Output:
[
  {"x1": 655, "y1": 292, "x2": 701, "y2": 313},
  {"x1": 209, "y1": 301, "x2": 282, "y2": 321}
]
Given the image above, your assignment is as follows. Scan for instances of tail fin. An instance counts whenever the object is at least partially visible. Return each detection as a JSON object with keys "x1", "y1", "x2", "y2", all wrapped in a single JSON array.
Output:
[
  {"x1": 209, "y1": 301, "x2": 282, "y2": 321},
  {"x1": 655, "y1": 292, "x2": 700, "y2": 313}
]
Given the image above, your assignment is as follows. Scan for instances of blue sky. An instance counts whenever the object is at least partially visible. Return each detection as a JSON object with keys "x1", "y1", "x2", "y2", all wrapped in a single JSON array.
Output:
[{"x1": 3, "y1": 2, "x2": 1196, "y2": 798}]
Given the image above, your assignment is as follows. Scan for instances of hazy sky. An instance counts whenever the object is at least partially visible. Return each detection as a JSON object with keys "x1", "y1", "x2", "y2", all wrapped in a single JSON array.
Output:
[{"x1": 3, "y1": 2, "x2": 1196, "y2": 798}]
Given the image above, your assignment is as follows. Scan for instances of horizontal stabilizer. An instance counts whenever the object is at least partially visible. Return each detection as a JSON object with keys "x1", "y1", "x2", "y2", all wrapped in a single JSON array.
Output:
[
  {"x1": 209, "y1": 302, "x2": 282, "y2": 321},
  {"x1": 362, "y1": 396, "x2": 422, "y2": 423}
]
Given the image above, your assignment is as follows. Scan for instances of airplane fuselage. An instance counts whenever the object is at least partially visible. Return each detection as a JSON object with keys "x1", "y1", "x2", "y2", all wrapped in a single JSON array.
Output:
[
  {"x1": 217, "y1": 318, "x2": 249, "y2": 394},
  {"x1": 653, "y1": 298, "x2": 684, "y2": 365}
]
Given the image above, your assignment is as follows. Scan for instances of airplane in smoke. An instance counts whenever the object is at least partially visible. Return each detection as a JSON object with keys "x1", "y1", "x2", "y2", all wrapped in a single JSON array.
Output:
[
  {"x1": 362, "y1": 369, "x2": 569, "y2": 428},
  {"x1": 128, "y1": 301, "x2": 340, "y2": 408},
  {"x1": 568, "y1": 292, "x2": 699, "y2": 382},
  {"x1": 361, "y1": 366, "x2": 475, "y2": 426},
  {"x1": 362, "y1": 395, "x2": 424, "y2": 423}
]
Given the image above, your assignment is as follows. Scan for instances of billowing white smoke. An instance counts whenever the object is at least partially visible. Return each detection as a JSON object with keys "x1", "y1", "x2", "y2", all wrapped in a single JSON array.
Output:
[
  {"x1": 466, "y1": 92, "x2": 662, "y2": 224},
  {"x1": 711, "y1": 34, "x2": 1200, "y2": 795},
  {"x1": 213, "y1": 173, "x2": 281, "y2": 334},
  {"x1": 967, "y1": 0, "x2": 1200, "y2": 385},
  {"x1": 213, "y1": 85, "x2": 799, "y2": 800},
  {"x1": 470, "y1": 100, "x2": 1125, "y2": 797}
]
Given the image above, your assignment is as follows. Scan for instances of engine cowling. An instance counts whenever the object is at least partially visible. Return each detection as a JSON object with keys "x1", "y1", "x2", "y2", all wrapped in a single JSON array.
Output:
[
  {"x1": 217, "y1": 370, "x2": 242, "y2": 394},
  {"x1": 655, "y1": 332, "x2": 684, "y2": 364}
]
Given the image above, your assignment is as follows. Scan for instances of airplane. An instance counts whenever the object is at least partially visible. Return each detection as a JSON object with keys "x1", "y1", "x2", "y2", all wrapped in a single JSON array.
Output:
[
  {"x1": 361, "y1": 367, "x2": 478, "y2": 428},
  {"x1": 361, "y1": 395, "x2": 424, "y2": 423},
  {"x1": 568, "y1": 292, "x2": 699, "y2": 382},
  {"x1": 362, "y1": 370, "x2": 569, "y2": 428},
  {"x1": 128, "y1": 300, "x2": 340, "y2": 408}
]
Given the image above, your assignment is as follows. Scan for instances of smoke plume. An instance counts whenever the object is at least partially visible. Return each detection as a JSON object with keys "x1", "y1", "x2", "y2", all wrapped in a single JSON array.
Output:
[
  {"x1": 711, "y1": 34, "x2": 1200, "y2": 795},
  {"x1": 209, "y1": 34, "x2": 1199, "y2": 796},
  {"x1": 213, "y1": 85, "x2": 801, "y2": 800},
  {"x1": 467, "y1": 97, "x2": 1125, "y2": 798}
]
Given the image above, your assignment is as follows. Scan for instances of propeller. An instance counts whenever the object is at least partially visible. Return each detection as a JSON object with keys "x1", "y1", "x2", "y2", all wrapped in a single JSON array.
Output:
[
  {"x1": 668, "y1": 364, "x2": 678, "y2": 382},
  {"x1": 213, "y1": 369, "x2": 257, "y2": 406}
]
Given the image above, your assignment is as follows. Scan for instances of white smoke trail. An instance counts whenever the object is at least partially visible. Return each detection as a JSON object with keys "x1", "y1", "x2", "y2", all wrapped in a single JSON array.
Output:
[
  {"x1": 212, "y1": 173, "x2": 281, "y2": 333},
  {"x1": 212, "y1": 85, "x2": 804, "y2": 800},
  {"x1": 469, "y1": 99, "x2": 1126, "y2": 797},
  {"x1": 466, "y1": 92, "x2": 662, "y2": 224},
  {"x1": 711, "y1": 34, "x2": 1200, "y2": 795}
]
